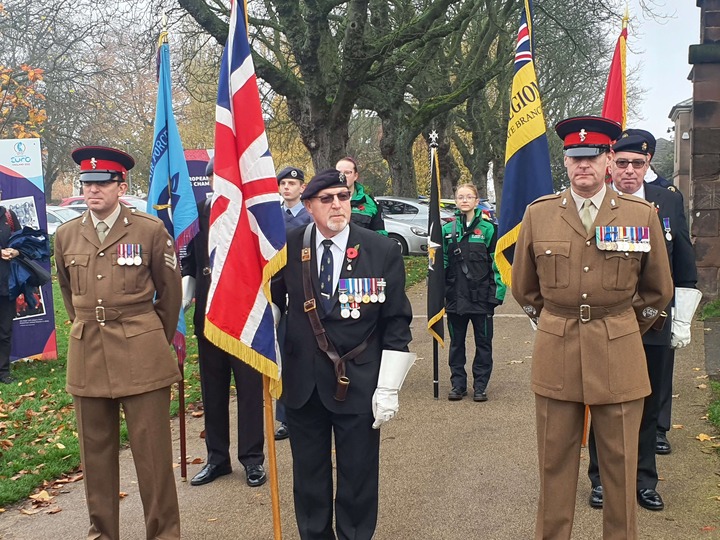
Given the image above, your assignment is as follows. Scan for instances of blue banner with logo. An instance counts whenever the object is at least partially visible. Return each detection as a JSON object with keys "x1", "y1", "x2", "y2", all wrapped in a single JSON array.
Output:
[{"x1": 0, "y1": 138, "x2": 57, "y2": 361}]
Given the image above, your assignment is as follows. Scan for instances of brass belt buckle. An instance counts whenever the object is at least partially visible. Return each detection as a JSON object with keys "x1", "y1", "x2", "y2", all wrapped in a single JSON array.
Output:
[
  {"x1": 95, "y1": 306, "x2": 106, "y2": 323},
  {"x1": 579, "y1": 304, "x2": 591, "y2": 323},
  {"x1": 304, "y1": 299, "x2": 316, "y2": 312}
]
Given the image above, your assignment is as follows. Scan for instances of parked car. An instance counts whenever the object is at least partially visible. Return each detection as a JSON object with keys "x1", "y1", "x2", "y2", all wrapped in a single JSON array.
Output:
[
  {"x1": 376, "y1": 196, "x2": 453, "y2": 228},
  {"x1": 59, "y1": 195, "x2": 148, "y2": 213},
  {"x1": 384, "y1": 217, "x2": 428, "y2": 257},
  {"x1": 46, "y1": 205, "x2": 82, "y2": 235}
]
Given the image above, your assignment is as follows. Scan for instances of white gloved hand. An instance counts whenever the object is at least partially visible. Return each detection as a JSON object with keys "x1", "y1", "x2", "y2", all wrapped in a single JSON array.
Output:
[
  {"x1": 271, "y1": 302, "x2": 281, "y2": 328},
  {"x1": 181, "y1": 276, "x2": 196, "y2": 312},
  {"x1": 372, "y1": 350, "x2": 416, "y2": 429},
  {"x1": 670, "y1": 287, "x2": 702, "y2": 349}
]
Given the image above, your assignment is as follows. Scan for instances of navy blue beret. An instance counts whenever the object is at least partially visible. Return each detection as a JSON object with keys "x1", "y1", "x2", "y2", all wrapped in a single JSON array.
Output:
[
  {"x1": 300, "y1": 169, "x2": 348, "y2": 200},
  {"x1": 620, "y1": 129, "x2": 656, "y2": 155},
  {"x1": 612, "y1": 134, "x2": 651, "y2": 155},
  {"x1": 277, "y1": 166, "x2": 305, "y2": 184}
]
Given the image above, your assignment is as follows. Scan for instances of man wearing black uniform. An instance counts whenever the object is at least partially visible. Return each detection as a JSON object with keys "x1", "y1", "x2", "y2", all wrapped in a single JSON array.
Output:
[
  {"x1": 273, "y1": 169, "x2": 414, "y2": 540},
  {"x1": 182, "y1": 158, "x2": 266, "y2": 487},
  {"x1": 587, "y1": 134, "x2": 700, "y2": 511}
]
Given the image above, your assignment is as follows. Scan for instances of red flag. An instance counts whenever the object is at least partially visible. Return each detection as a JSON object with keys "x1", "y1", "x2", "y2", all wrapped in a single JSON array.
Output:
[
  {"x1": 602, "y1": 12, "x2": 629, "y2": 128},
  {"x1": 205, "y1": 0, "x2": 286, "y2": 397}
]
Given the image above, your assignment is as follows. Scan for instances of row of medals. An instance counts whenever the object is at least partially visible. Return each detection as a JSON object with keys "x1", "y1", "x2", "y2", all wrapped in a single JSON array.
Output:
[
  {"x1": 116, "y1": 244, "x2": 143, "y2": 266},
  {"x1": 595, "y1": 226, "x2": 652, "y2": 252},
  {"x1": 338, "y1": 278, "x2": 386, "y2": 319}
]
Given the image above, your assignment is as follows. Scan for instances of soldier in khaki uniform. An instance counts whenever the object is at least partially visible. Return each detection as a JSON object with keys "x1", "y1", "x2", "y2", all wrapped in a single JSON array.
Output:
[
  {"x1": 511, "y1": 117, "x2": 674, "y2": 540},
  {"x1": 55, "y1": 146, "x2": 182, "y2": 540}
]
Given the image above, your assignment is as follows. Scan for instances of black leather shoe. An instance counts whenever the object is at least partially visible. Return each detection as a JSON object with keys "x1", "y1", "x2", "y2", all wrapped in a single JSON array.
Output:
[
  {"x1": 0, "y1": 375, "x2": 14, "y2": 384},
  {"x1": 448, "y1": 388, "x2": 467, "y2": 401},
  {"x1": 656, "y1": 432, "x2": 672, "y2": 455},
  {"x1": 473, "y1": 390, "x2": 488, "y2": 402},
  {"x1": 637, "y1": 488, "x2": 664, "y2": 511},
  {"x1": 274, "y1": 423, "x2": 289, "y2": 441},
  {"x1": 245, "y1": 464, "x2": 267, "y2": 487},
  {"x1": 589, "y1": 485, "x2": 603, "y2": 509},
  {"x1": 190, "y1": 463, "x2": 232, "y2": 486}
]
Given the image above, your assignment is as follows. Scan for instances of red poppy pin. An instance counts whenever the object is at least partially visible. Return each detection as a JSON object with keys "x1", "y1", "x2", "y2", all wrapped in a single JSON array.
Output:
[
  {"x1": 345, "y1": 245, "x2": 359, "y2": 271},
  {"x1": 473, "y1": 228, "x2": 481, "y2": 235},
  {"x1": 358, "y1": 205, "x2": 365, "y2": 211}
]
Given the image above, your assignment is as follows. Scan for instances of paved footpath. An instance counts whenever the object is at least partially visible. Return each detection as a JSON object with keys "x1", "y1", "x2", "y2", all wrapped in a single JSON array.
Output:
[{"x1": 1, "y1": 284, "x2": 719, "y2": 539}]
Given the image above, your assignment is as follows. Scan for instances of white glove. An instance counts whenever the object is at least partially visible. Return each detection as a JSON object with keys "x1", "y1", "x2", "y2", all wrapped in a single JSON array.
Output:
[
  {"x1": 671, "y1": 287, "x2": 702, "y2": 349},
  {"x1": 371, "y1": 350, "x2": 416, "y2": 429},
  {"x1": 181, "y1": 276, "x2": 196, "y2": 312}
]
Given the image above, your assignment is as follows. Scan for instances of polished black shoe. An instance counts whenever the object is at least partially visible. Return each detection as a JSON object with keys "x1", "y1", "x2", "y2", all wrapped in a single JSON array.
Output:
[
  {"x1": 274, "y1": 423, "x2": 289, "y2": 441},
  {"x1": 589, "y1": 485, "x2": 603, "y2": 509},
  {"x1": 245, "y1": 464, "x2": 267, "y2": 487},
  {"x1": 0, "y1": 374, "x2": 15, "y2": 384},
  {"x1": 637, "y1": 488, "x2": 664, "y2": 511},
  {"x1": 656, "y1": 432, "x2": 672, "y2": 455},
  {"x1": 473, "y1": 390, "x2": 488, "y2": 402},
  {"x1": 190, "y1": 463, "x2": 232, "y2": 486},
  {"x1": 448, "y1": 388, "x2": 467, "y2": 401}
]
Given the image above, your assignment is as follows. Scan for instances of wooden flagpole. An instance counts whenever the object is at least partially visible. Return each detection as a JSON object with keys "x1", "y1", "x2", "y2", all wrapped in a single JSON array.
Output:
[{"x1": 263, "y1": 376, "x2": 283, "y2": 539}]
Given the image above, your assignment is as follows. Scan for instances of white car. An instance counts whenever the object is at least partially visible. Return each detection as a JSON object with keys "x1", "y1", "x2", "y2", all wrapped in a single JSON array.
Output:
[
  {"x1": 376, "y1": 196, "x2": 454, "y2": 228},
  {"x1": 384, "y1": 217, "x2": 428, "y2": 257},
  {"x1": 46, "y1": 205, "x2": 82, "y2": 235}
]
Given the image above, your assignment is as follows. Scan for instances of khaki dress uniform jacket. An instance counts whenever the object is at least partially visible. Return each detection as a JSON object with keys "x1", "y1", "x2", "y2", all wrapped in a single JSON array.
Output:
[
  {"x1": 55, "y1": 206, "x2": 182, "y2": 397},
  {"x1": 512, "y1": 189, "x2": 673, "y2": 405},
  {"x1": 54, "y1": 205, "x2": 182, "y2": 540}
]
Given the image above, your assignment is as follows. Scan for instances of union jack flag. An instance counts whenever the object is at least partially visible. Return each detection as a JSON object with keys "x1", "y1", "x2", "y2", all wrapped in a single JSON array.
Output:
[{"x1": 205, "y1": 0, "x2": 286, "y2": 396}]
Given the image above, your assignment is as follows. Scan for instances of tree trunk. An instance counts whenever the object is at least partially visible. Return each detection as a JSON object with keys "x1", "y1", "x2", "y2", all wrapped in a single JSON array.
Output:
[{"x1": 379, "y1": 117, "x2": 418, "y2": 197}]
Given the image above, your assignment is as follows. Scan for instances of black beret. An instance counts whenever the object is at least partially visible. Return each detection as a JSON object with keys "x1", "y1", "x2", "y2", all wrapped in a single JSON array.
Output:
[
  {"x1": 300, "y1": 169, "x2": 348, "y2": 200},
  {"x1": 612, "y1": 134, "x2": 651, "y2": 155},
  {"x1": 205, "y1": 156, "x2": 214, "y2": 176},
  {"x1": 72, "y1": 146, "x2": 135, "y2": 182},
  {"x1": 620, "y1": 128, "x2": 656, "y2": 155},
  {"x1": 277, "y1": 166, "x2": 305, "y2": 184},
  {"x1": 555, "y1": 116, "x2": 622, "y2": 157}
]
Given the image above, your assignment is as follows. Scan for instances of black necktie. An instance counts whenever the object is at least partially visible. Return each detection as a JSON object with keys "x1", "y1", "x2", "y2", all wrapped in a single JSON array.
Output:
[
  {"x1": 286, "y1": 208, "x2": 292, "y2": 216},
  {"x1": 319, "y1": 239, "x2": 334, "y2": 311}
]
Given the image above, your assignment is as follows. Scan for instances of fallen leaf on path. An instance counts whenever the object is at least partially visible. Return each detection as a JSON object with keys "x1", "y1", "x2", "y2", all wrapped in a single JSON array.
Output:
[
  {"x1": 20, "y1": 508, "x2": 41, "y2": 515},
  {"x1": 190, "y1": 457, "x2": 204, "y2": 464},
  {"x1": 509, "y1": 360, "x2": 523, "y2": 364},
  {"x1": 29, "y1": 490, "x2": 53, "y2": 503},
  {"x1": 700, "y1": 526, "x2": 717, "y2": 532},
  {"x1": 208, "y1": 518, "x2": 218, "y2": 522},
  {"x1": 119, "y1": 492, "x2": 128, "y2": 498},
  {"x1": 693, "y1": 367, "x2": 701, "y2": 371},
  {"x1": 672, "y1": 424, "x2": 684, "y2": 429},
  {"x1": 46, "y1": 507, "x2": 62, "y2": 514},
  {"x1": 697, "y1": 383, "x2": 708, "y2": 389},
  {"x1": 697, "y1": 433, "x2": 715, "y2": 442},
  {"x1": 697, "y1": 374, "x2": 709, "y2": 379},
  {"x1": 191, "y1": 411, "x2": 204, "y2": 418}
]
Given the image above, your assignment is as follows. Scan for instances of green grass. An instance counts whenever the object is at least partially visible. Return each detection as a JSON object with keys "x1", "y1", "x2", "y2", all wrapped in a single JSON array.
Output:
[
  {"x1": 0, "y1": 257, "x2": 426, "y2": 507},
  {"x1": 700, "y1": 298, "x2": 720, "y2": 320},
  {"x1": 709, "y1": 382, "x2": 720, "y2": 432}
]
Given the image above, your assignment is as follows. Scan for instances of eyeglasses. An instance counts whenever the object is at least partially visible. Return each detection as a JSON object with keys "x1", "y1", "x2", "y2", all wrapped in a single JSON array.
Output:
[
  {"x1": 314, "y1": 191, "x2": 351, "y2": 204},
  {"x1": 614, "y1": 158, "x2": 647, "y2": 170},
  {"x1": 456, "y1": 196, "x2": 477, "y2": 202}
]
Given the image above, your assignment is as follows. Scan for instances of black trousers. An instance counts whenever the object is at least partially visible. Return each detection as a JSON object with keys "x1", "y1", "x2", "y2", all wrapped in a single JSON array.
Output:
[
  {"x1": 197, "y1": 335, "x2": 264, "y2": 467},
  {"x1": 286, "y1": 388, "x2": 380, "y2": 540},
  {"x1": 657, "y1": 348, "x2": 675, "y2": 434},
  {"x1": 447, "y1": 312, "x2": 493, "y2": 392},
  {"x1": 588, "y1": 344, "x2": 671, "y2": 490},
  {"x1": 0, "y1": 295, "x2": 14, "y2": 377}
]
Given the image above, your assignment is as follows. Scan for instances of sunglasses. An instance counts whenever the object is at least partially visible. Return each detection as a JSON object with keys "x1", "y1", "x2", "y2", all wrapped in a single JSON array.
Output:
[
  {"x1": 614, "y1": 158, "x2": 647, "y2": 170},
  {"x1": 314, "y1": 191, "x2": 351, "y2": 204}
]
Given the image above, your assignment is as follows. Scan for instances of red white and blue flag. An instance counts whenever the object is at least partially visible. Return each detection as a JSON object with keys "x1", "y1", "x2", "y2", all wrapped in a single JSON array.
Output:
[{"x1": 205, "y1": 0, "x2": 286, "y2": 396}]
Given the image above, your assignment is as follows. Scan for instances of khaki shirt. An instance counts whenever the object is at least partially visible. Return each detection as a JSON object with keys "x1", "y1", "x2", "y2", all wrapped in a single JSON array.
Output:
[
  {"x1": 512, "y1": 189, "x2": 673, "y2": 404},
  {"x1": 55, "y1": 205, "x2": 182, "y2": 398}
]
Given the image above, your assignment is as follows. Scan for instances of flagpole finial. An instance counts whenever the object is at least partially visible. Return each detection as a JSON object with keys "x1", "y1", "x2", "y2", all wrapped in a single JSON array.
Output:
[
  {"x1": 429, "y1": 130, "x2": 439, "y2": 149},
  {"x1": 622, "y1": 5, "x2": 629, "y2": 27}
]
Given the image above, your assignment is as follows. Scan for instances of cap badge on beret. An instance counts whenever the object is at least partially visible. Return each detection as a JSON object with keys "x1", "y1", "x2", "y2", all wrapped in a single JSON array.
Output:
[
  {"x1": 579, "y1": 129, "x2": 587, "y2": 142},
  {"x1": 290, "y1": 170, "x2": 298, "y2": 178},
  {"x1": 90, "y1": 158, "x2": 97, "y2": 169},
  {"x1": 339, "y1": 172, "x2": 346, "y2": 184},
  {"x1": 642, "y1": 142, "x2": 648, "y2": 151}
]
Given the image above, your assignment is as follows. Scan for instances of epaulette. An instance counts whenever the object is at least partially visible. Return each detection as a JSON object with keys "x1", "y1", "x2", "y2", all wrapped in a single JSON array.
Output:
[{"x1": 528, "y1": 192, "x2": 561, "y2": 206}]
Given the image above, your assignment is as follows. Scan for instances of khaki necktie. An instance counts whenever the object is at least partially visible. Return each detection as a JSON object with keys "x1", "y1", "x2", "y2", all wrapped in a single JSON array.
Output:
[
  {"x1": 580, "y1": 199, "x2": 594, "y2": 234},
  {"x1": 96, "y1": 221, "x2": 109, "y2": 242}
]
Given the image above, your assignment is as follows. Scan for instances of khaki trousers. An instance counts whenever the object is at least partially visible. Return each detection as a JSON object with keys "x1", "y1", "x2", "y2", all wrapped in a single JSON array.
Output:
[
  {"x1": 74, "y1": 387, "x2": 180, "y2": 540},
  {"x1": 535, "y1": 395, "x2": 644, "y2": 540}
]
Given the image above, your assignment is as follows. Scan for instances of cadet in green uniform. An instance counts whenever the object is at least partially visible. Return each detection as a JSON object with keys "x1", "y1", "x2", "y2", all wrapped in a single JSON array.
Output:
[
  {"x1": 442, "y1": 183, "x2": 505, "y2": 402},
  {"x1": 335, "y1": 157, "x2": 386, "y2": 234}
]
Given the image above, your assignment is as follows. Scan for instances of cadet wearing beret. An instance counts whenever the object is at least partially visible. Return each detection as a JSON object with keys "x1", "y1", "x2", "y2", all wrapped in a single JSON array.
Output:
[
  {"x1": 586, "y1": 133, "x2": 700, "y2": 512},
  {"x1": 181, "y1": 157, "x2": 266, "y2": 488},
  {"x1": 272, "y1": 169, "x2": 414, "y2": 540},
  {"x1": 278, "y1": 166, "x2": 313, "y2": 230},
  {"x1": 55, "y1": 146, "x2": 182, "y2": 539},
  {"x1": 512, "y1": 117, "x2": 673, "y2": 540}
]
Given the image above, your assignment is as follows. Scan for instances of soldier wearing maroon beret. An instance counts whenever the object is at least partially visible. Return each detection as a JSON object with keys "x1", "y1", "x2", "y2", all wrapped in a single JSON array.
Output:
[
  {"x1": 55, "y1": 146, "x2": 182, "y2": 540},
  {"x1": 512, "y1": 117, "x2": 674, "y2": 540}
]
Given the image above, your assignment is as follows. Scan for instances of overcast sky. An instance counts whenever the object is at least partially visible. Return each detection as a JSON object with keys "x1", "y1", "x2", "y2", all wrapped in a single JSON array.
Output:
[{"x1": 625, "y1": 1, "x2": 700, "y2": 141}]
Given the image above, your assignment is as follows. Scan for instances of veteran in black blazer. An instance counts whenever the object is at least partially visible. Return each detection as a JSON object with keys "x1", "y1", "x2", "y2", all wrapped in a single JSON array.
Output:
[
  {"x1": 273, "y1": 169, "x2": 414, "y2": 540},
  {"x1": 588, "y1": 134, "x2": 699, "y2": 513}
]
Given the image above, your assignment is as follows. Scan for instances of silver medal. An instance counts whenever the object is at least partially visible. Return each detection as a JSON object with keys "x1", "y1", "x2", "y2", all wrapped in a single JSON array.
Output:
[
  {"x1": 665, "y1": 231, "x2": 672, "y2": 241},
  {"x1": 339, "y1": 293, "x2": 349, "y2": 304},
  {"x1": 341, "y1": 308, "x2": 351, "y2": 319},
  {"x1": 351, "y1": 308, "x2": 360, "y2": 319}
]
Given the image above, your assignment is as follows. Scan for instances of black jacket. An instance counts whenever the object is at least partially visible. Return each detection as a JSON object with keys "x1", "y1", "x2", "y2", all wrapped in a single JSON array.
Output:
[{"x1": 181, "y1": 199, "x2": 211, "y2": 335}]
